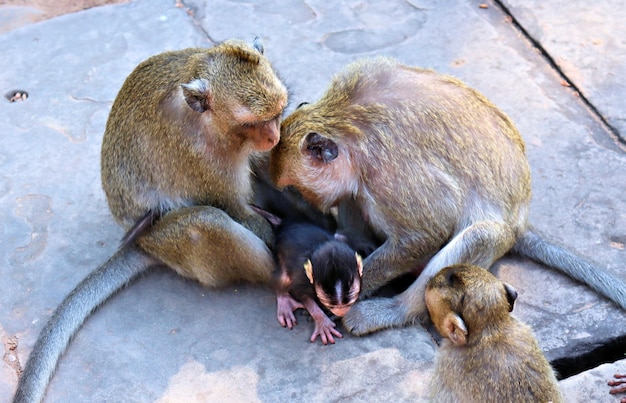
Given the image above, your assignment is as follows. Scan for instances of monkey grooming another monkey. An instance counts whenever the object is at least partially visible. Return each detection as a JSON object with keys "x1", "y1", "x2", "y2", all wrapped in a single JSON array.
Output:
[
  {"x1": 270, "y1": 56, "x2": 626, "y2": 336},
  {"x1": 426, "y1": 264, "x2": 563, "y2": 403},
  {"x1": 252, "y1": 205, "x2": 364, "y2": 345},
  {"x1": 14, "y1": 38, "x2": 288, "y2": 403}
]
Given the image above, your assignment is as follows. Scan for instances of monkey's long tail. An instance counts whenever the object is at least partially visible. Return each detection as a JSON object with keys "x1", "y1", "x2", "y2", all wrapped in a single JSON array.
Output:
[
  {"x1": 513, "y1": 229, "x2": 626, "y2": 311},
  {"x1": 13, "y1": 246, "x2": 157, "y2": 403}
]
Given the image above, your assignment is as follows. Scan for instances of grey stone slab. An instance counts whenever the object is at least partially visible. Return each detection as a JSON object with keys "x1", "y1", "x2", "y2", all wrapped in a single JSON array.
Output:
[
  {"x1": 560, "y1": 358, "x2": 626, "y2": 403},
  {"x1": 1, "y1": 0, "x2": 625, "y2": 402},
  {"x1": 501, "y1": 0, "x2": 626, "y2": 144}
]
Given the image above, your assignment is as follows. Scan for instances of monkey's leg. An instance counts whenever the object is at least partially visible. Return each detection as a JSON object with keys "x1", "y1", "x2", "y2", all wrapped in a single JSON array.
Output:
[
  {"x1": 343, "y1": 220, "x2": 515, "y2": 336},
  {"x1": 137, "y1": 206, "x2": 275, "y2": 287}
]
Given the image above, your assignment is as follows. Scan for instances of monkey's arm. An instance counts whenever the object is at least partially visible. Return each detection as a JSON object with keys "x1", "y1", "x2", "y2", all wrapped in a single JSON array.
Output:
[
  {"x1": 359, "y1": 237, "x2": 432, "y2": 296},
  {"x1": 272, "y1": 258, "x2": 304, "y2": 329},
  {"x1": 237, "y1": 207, "x2": 275, "y2": 248},
  {"x1": 301, "y1": 296, "x2": 343, "y2": 345}
]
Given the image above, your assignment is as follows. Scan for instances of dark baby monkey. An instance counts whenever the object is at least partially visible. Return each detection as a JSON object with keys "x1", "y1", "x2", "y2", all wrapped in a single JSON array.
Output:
[
  {"x1": 14, "y1": 38, "x2": 288, "y2": 403},
  {"x1": 426, "y1": 264, "x2": 563, "y2": 403},
  {"x1": 253, "y1": 206, "x2": 364, "y2": 345},
  {"x1": 270, "y1": 56, "x2": 626, "y2": 336}
]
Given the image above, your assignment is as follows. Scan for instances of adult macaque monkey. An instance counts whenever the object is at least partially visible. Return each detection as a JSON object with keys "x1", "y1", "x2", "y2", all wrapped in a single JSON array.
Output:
[
  {"x1": 14, "y1": 38, "x2": 288, "y2": 403},
  {"x1": 270, "y1": 57, "x2": 626, "y2": 336}
]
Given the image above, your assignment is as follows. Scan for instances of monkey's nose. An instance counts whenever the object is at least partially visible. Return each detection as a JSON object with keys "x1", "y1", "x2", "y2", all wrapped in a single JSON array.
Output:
[{"x1": 330, "y1": 306, "x2": 351, "y2": 317}]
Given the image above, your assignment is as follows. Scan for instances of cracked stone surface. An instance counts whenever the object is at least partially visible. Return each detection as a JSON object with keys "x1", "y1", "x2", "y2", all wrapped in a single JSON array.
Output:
[
  {"x1": 0, "y1": 0, "x2": 625, "y2": 402},
  {"x1": 501, "y1": 0, "x2": 626, "y2": 144}
]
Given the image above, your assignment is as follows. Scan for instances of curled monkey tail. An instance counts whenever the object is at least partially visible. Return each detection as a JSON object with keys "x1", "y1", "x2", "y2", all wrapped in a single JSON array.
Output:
[
  {"x1": 513, "y1": 229, "x2": 626, "y2": 310},
  {"x1": 13, "y1": 246, "x2": 158, "y2": 403}
]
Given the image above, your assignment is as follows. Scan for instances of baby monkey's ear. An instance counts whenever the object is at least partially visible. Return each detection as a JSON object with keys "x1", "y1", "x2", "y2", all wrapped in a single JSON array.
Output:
[
  {"x1": 504, "y1": 283, "x2": 518, "y2": 312},
  {"x1": 442, "y1": 312, "x2": 468, "y2": 346},
  {"x1": 304, "y1": 259, "x2": 314, "y2": 284}
]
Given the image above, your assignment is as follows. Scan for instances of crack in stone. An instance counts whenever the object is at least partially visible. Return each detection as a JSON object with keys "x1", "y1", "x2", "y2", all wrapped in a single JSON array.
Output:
[{"x1": 492, "y1": 0, "x2": 626, "y2": 151}]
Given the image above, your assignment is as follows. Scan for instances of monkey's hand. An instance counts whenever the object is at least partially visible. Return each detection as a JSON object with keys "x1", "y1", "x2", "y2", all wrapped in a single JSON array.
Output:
[
  {"x1": 302, "y1": 297, "x2": 342, "y2": 345},
  {"x1": 342, "y1": 296, "x2": 414, "y2": 336},
  {"x1": 276, "y1": 293, "x2": 303, "y2": 329},
  {"x1": 609, "y1": 373, "x2": 626, "y2": 402}
]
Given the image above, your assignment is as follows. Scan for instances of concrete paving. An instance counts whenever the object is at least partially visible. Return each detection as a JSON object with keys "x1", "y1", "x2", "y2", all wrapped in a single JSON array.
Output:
[{"x1": 1, "y1": 0, "x2": 625, "y2": 401}]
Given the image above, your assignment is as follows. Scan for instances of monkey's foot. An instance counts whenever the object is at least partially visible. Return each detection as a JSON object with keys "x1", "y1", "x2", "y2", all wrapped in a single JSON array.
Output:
[
  {"x1": 276, "y1": 293, "x2": 303, "y2": 329},
  {"x1": 609, "y1": 373, "x2": 626, "y2": 400},
  {"x1": 342, "y1": 297, "x2": 412, "y2": 336}
]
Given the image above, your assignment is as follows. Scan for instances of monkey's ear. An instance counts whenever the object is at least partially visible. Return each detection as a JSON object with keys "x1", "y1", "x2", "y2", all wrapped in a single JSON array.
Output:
[
  {"x1": 442, "y1": 312, "x2": 468, "y2": 346},
  {"x1": 304, "y1": 259, "x2": 314, "y2": 284},
  {"x1": 355, "y1": 253, "x2": 363, "y2": 277},
  {"x1": 252, "y1": 36, "x2": 264, "y2": 54},
  {"x1": 504, "y1": 283, "x2": 518, "y2": 312},
  {"x1": 181, "y1": 79, "x2": 211, "y2": 113},
  {"x1": 305, "y1": 133, "x2": 338, "y2": 163},
  {"x1": 444, "y1": 267, "x2": 462, "y2": 287}
]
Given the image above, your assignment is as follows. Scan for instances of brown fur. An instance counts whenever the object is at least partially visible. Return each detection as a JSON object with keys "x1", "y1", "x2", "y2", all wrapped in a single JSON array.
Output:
[
  {"x1": 14, "y1": 39, "x2": 288, "y2": 403},
  {"x1": 426, "y1": 264, "x2": 562, "y2": 403},
  {"x1": 270, "y1": 57, "x2": 626, "y2": 336}
]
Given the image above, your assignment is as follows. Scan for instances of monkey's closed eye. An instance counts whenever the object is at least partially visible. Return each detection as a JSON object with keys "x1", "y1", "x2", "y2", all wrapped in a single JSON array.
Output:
[{"x1": 297, "y1": 102, "x2": 310, "y2": 109}]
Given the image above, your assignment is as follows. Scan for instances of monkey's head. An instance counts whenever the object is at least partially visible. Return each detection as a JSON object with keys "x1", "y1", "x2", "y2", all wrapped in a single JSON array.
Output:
[
  {"x1": 269, "y1": 100, "x2": 361, "y2": 211},
  {"x1": 304, "y1": 241, "x2": 363, "y2": 317},
  {"x1": 425, "y1": 264, "x2": 518, "y2": 346},
  {"x1": 181, "y1": 38, "x2": 288, "y2": 152}
]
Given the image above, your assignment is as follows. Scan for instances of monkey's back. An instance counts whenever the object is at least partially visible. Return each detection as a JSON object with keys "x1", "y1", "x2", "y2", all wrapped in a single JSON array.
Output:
[
  {"x1": 327, "y1": 57, "x2": 532, "y2": 235},
  {"x1": 275, "y1": 222, "x2": 334, "y2": 298},
  {"x1": 100, "y1": 46, "x2": 255, "y2": 229},
  {"x1": 430, "y1": 318, "x2": 562, "y2": 403}
]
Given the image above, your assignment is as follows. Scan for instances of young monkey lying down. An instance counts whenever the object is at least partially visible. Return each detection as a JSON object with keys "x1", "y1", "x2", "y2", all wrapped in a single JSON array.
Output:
[{"x1": 426, "y1": 264, "x2": 563, "y2": 403}]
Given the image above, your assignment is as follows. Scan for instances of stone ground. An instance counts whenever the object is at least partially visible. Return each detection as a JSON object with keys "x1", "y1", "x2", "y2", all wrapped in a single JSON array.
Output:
[{"x1": 0, "y1": 0, "x2": 625, "y2": 402}]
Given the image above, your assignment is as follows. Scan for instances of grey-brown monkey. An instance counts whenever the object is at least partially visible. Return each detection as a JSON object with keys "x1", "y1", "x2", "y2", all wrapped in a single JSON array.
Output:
[
  {"x1": 426, "y1": 264, "x2": 563, "y2": 403},
  {"x1": 270, "y1": 56, "x2": 626, "y2": 336},
  {"x1": 14, "y1": 38, "x2": 288, "y2": 403}
]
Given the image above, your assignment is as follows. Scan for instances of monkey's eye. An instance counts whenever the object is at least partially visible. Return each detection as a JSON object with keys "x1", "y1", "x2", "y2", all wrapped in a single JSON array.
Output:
[{"x1": 297, "y1": 102, "x2": 309, "y2": 109}]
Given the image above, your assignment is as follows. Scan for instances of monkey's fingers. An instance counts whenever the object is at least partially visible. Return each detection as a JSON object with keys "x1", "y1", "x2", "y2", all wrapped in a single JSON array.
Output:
[
  {"x1": 310, "y1": 327, "x2": 342, "y2": 345},
  {"x1": 310, "y1": 319, "x2": 343, "y2": 345},
  {"x1": 277, "y1": 312, "x2": 297, "y2": 329},
  {"x1": 608, "y1": 382, "x2": 626, "y2": 394},
  {"x1": 276, "y1": 294, "x2": 304, "y2": 328}
]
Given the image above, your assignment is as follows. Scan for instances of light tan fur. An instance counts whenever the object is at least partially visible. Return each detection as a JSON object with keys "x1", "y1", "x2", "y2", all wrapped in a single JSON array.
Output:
[
  {"x1": 270, "y1": 57, "x2": 626, "y2": 336},
  {"x1": 15, "y1": 39, "x2": 288, "y2": 403},
  {"x1": 426, "y1": 264, "x2": 562, "y2": 403}
]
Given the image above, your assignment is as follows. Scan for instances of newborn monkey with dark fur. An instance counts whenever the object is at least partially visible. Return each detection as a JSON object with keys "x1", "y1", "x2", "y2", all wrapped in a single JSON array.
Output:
[
  {"x1": 265, "y1": 213, "x2": 364, "y2": 345},
  {"x1": 270, "y1": 57, "x2": 626, "y2": 336},
  {"x1": 426, "y1": 264, "x2": 563, "y2": 403},
  {"x1": 251, "y1": 180, "x2": 366, "y2": 345},
  {"x1": 14, "y1": 38, "x2": 288, "y2": 403}
]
